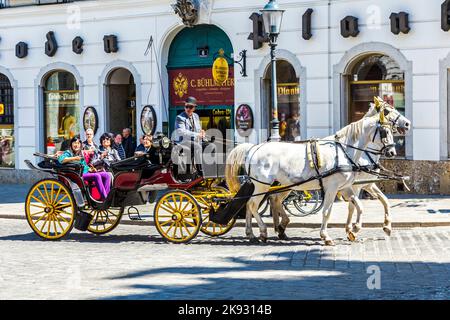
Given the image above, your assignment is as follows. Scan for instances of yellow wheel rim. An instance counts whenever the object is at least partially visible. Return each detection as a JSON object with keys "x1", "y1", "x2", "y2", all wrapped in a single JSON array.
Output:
[
  {"x1": 195, "y1": 187, "x2": 236, "y2": 237},
  {"x1": 87, "y1": 207, "x2": 123, "y2": 235},
  {"x1": 25, "y1": 180, "x2": 75, "y2": 240},
  {"x1": 154, "y1": 191, "x2": 201, "y2": 243}
]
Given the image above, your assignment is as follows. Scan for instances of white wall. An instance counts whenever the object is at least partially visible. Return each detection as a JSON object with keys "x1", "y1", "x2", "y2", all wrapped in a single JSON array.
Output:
[{"x1": 0, "y1": 0, "x2": 447, "y2": 170}]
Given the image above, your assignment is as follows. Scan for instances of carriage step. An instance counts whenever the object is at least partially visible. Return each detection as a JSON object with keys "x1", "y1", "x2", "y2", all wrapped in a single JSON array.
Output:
[{"x1": 137, "y1": 184, "x2": 169, "y2": 192}]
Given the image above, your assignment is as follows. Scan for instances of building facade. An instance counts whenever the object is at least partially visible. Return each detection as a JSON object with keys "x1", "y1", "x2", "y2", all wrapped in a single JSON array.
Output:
[{"x1": 0, "y1": 0, "x2": 449, "y2": 193}]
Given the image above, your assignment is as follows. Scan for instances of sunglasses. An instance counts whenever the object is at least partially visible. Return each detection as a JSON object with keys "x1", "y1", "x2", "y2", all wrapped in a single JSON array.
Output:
[{"x1": 185, "y1": 105, "x2": 196, "y2": 110}]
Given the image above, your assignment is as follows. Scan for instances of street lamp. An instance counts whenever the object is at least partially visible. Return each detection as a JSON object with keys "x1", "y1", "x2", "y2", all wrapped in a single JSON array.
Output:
[{"x1": 261, "y1": 0, "x2": 285, "y2": 142}]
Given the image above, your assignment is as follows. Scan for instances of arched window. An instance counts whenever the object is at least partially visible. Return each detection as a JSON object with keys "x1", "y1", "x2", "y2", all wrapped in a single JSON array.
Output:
[
  {"x1": 264, "y1": 60, "x2": 301, "y2": 141},
  {"x1": 105, "y1": 68, "x2": 137, "y2": 145},
  {"x1": 0, "y1": 73, "x2": 14, "y2": 168},
  {"x1": 44, "y1": 71, "x2": 80, "y2": 153},
  {"x1": 349, "y1": 54, "x2": 405, "y2": 156}
]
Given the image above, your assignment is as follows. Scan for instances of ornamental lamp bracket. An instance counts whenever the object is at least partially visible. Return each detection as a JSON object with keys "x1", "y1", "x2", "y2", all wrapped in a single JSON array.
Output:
[
  {"x1": 213, "y1": 49, "x2": 248, "y2": 78},
  {"x1": 171, "y1": 0, "x2": 200, "y2": 28}
]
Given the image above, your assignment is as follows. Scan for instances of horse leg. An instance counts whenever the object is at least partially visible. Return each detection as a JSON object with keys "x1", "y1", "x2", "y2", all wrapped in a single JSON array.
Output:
[
  {"x1": 346, "y1": 200, "x2": 357, "y2": 242},
  {"x1": 251, "y1": 195, "x2": 269, "y2": 243},
  {"x1": 320, "y1": 188, "x2": 339, "y2": 246},
  {"x1": 370, "y1": 184, "x2": 392, "y2": 236},
  {"x1": 350, "y1": 193, "x2": 364, "y2": 236},
  {"x1": 275, "y1": 192, "x2": 291, "y2": 240},
  {"x1": 245, "y1": 201, "x2": 258, "y2": 243},
  {"x1": 269, "y1": 195, "x2": 280, "y2": 234},
  {"x1": 345, "y1": 186, "x2": 360, "y2": 242}
]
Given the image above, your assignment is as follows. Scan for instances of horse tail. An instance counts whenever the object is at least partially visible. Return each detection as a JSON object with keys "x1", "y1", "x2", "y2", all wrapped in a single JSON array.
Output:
[{"x1": 225, "y1": 143, "x2": 254, "y2": 194}]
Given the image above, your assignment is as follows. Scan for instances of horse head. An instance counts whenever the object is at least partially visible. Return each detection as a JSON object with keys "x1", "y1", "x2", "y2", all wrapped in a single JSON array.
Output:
[{"x1": 367, "y1": 96, "x2": 411, "y2": 135}]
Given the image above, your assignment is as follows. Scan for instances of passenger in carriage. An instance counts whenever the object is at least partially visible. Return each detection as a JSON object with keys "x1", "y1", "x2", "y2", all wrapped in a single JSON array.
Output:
[
  {"x1": 113, "y1": 134, "x2": 126, "y2": 160},
  {"x1": 82, "y1": 128, "x2": 99, "y2": 152},
  {"x1": 98, "y1": 133, "x2": 121, "y2": 169},
  {"x1": 58, "y1": 137, "x2": 112, "y2": 200},
  {"x1": 82, "y1": 128, "x2": 99, "y2": 165},
  {"x1": 135, "y1": 135, "x2": 146, "y2": 153}
]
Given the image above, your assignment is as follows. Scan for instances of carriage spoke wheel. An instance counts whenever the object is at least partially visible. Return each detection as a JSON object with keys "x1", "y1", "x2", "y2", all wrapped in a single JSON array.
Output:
[
  {"x1": 154, "y1": 190, "x2": 201, "y2": 243},
  {"x1": 25, "y1": 179, "x2": 75, "y2": 240},
  {"x1": 87, "y1": 207, "x2": 124, "y2": 235},
  {"x1": 196, "y1": 187, "x2": 236, "y2": 237}
]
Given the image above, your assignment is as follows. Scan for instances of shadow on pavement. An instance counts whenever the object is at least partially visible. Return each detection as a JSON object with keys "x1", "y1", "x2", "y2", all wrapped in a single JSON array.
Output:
[
  {"x1": 100, "y1": 250, "x2": 450, "y2": 300},
  {"x1": 0, "y1": 185, "x2": 31, "y2": 204}
]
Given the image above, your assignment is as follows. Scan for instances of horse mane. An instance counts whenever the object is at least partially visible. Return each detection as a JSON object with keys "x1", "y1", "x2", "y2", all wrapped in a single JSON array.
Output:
[{"x1": 335, "y1": 116, "x2": 375, "y2": 144}]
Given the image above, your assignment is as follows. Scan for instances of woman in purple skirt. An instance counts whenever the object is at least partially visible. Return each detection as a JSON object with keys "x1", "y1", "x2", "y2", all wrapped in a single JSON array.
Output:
[{"x1": 58, "y1": 137, "x2": 111, "y2": 200}]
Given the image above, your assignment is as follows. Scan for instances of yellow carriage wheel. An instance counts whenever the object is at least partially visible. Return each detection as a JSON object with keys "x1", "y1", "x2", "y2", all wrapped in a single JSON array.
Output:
[
  {"x1": 154, "y1": 190, "x2": 202, "y2": 243},
  {"x1": 87, "y1": 207, "x2": 124, "y2": 235},
  {"x1": 25, "y1": 179, "x2": 75, "y2": 240},
  {"x1": 196, "y1": 187, "x2": 236, "y2": 237}
]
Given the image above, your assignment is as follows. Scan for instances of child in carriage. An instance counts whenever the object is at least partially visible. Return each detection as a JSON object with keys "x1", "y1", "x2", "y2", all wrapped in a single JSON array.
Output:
[{"x1": 58, "y1": 136, "x2": 112, "y2": 200}]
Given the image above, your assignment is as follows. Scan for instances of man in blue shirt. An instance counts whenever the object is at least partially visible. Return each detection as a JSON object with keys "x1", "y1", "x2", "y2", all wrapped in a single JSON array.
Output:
[{"x1": 113, "y1": 134, "x2": 126, "y2": 160}]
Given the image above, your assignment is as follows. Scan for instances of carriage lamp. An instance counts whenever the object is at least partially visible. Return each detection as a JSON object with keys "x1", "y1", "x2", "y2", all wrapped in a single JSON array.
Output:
[{"x1": 261, "y1": 0, "x2": 285, "y2": 142}]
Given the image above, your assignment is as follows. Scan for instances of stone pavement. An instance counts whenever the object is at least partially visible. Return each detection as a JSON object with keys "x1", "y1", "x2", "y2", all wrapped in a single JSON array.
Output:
[
  {"x1": 0, "y1": 184, "x2": 449, "y2": 228},
  {"x1": 0, "y1": 218, "x2": 449, "y2": 300}
]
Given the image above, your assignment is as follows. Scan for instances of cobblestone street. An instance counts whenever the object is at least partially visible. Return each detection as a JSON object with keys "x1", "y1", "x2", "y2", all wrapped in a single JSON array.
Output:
[{"x1": 0, "y1": 218, "x2": 449, "y2": 300}]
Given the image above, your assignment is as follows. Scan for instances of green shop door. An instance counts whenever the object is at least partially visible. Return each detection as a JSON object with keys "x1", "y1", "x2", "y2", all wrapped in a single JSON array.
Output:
[{"x1": 167, "y1": 24, "x2": 235, "y2": 141}]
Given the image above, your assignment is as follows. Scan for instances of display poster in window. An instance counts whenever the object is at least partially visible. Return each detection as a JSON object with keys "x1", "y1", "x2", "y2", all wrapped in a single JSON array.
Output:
[
  {"x1": 235, "y1": 104, "x2": 254, "y2": 136},
  {"x1": 141, "y1": 105, "x2": 157, "y2": 135},
  {"x1": 83, "y1": 106, "x2": 99, "y2": 135}
]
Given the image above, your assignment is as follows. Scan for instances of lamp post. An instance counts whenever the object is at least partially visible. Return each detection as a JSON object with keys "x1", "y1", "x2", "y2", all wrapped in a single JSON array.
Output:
[{"x1": 261, "y1": 0, "x2": 285, "y2": 142}]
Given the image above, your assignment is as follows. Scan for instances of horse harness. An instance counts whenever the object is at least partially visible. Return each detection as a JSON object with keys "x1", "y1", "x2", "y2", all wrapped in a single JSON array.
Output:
[{"x1": 235, "y1": 121, "x2": 401, "y2": 200}]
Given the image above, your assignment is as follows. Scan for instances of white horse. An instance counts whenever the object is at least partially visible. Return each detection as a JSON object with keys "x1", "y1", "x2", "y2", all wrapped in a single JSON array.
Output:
[
  {"x1": 269, "y1": 99, "x2": 411, "y2": 242},
  {"x1": 343, "y1": 99, "x2": 411, "y2": 239},
  {"x1": 225, "y1": 110, "x2": 397, "y2": 246}
]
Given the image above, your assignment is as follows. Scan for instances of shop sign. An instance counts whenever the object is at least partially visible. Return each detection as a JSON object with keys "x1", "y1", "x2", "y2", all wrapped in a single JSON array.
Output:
[
  {"x1": 212, "y1": 49, "x2": 229, "y2": 85},
  {"x1": 235, "y1": 104, "x2": 254, "y2": 136},
  {"x1": 169, "y1": 67, "x2": 234, "y2": 106},
  {"x1": 213, "y1": 109, "x2": 231, "y2": 116},
  {"x1": 278, "y1": 84, "x2": 300, "y2": 96},
  {"x1": 45, "y1": 31, "x2": 58, "y2": 57},
  {"x1": 0, "y1": 104, "x2": 4, "y2": 116},
  {"x1": 46, "y1": 92, "x2": 79, "y2": 103}
]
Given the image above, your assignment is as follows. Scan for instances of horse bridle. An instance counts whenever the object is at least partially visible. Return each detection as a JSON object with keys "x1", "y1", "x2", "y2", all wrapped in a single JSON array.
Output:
[{"x1": 370, "y1": 121, "x2": 396, "y2": 156}]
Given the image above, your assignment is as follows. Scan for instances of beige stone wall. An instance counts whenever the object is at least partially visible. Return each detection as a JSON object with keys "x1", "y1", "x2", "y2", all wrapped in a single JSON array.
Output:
[{"x1": 378, "y1": 160, "x2": 450, "y2": 195}]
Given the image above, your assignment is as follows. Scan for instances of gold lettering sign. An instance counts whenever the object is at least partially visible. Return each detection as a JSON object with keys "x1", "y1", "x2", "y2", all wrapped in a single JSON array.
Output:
[
  {"x1": 213, "y1": 109, "x2": 232, "y2": 116},
  {"x1": 212, "y1": 49, "x2": 229, "y2": 85},
  {"x1": 277, "y1": 84, "x2": 300, "y2": 96},
  {"x1": 0, "y1": 104, "x2": 4, "y2": 115}
]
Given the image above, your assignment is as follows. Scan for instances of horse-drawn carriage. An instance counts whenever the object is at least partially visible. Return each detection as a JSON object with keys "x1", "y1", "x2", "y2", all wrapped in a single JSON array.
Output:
[
  {"x1": 24, "y1": 135, "x2": 242, "y2": 243},
  {"x1": 23, "y1": 96, "x2": 412, "y2": 246}
]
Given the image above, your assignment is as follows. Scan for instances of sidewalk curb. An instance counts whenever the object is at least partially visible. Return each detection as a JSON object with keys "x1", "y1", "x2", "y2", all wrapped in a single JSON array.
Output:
[{"x1": 2, "y1": 214, "x2": 450, "y2": 229}]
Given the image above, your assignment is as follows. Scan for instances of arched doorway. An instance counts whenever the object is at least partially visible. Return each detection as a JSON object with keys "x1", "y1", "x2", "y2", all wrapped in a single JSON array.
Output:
[
  {"x1": 105, "y1": 68, "x2": 136, "y2": 143},
  {"x1": 167, "y1": 24, "x2": 234, "y2": 140},
  {"x1": 263, "y1": 60, "x2": 301, "y2": 141},
  {"x1": 347, "y1": 54, "x2": 405, "y2": 156},
  {"x1": 0, "y1": 73, "x2": 14, "y2": 168},
  {"x1": 43, "y1": 70, "x2": 80, "y2": 153}
]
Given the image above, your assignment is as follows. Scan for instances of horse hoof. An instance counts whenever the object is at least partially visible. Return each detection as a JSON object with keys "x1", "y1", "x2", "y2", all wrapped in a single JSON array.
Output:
[
  {"x1": 278, "y1": 233, "x2": 289, "y2": 241},
  {"x1": 352, "y1": 224, "x2": 361, "y2": 233},
  {"x1": 259, "y1": 235, "x2": 268, "y2": 243},
  {"x1": 347, "y1": 231, "x2": 357, "y2": 242},
  {"x1": 383, "y1": 227, "x2": 392, "y2": 237},
  {"x1": 324, "y1": 240, "x2": 335, "y2": 246},
  {"x1": 249, "y1": 237, "x2": 260, "y2": 244}
]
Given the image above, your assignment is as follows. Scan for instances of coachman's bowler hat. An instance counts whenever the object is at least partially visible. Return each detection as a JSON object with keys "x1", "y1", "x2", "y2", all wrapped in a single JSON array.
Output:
[{"x1": 185, "y1": 96, "x2": 197, "y2": 106}]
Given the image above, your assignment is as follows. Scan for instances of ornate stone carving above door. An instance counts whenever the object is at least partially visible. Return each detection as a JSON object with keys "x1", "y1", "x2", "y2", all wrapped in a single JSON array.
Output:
[{"x1": 171, "y1": 0, "x2": 200, "y2": 27}]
